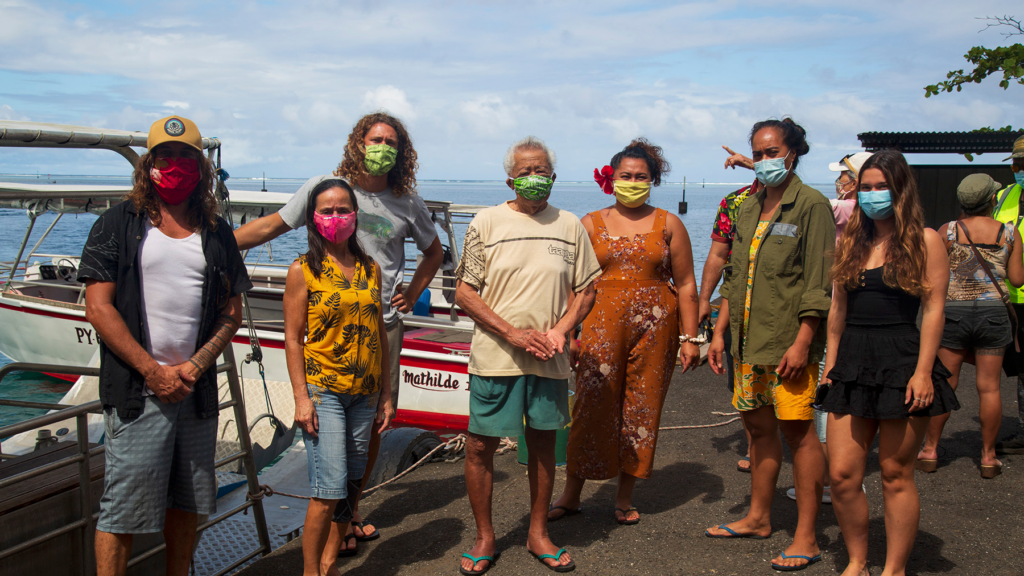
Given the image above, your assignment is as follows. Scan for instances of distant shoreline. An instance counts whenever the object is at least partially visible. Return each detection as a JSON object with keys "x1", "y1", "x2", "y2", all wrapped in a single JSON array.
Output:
[{"x1": 0, "y1": 173, "x2": 757, "y2": 187}]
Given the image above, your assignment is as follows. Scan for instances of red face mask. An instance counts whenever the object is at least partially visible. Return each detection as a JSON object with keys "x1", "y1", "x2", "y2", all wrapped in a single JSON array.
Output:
[{"x1": 151, "y1": 156, "x2": 201, "y2": 205}]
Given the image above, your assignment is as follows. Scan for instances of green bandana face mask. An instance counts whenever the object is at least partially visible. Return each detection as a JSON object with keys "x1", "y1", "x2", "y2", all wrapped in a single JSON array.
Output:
[
  {"x1": 364, "y1": 144, "x2": 397, "y2": 176},
  {"x1": 512, "y1": 175, "x2": 554, "y2": 201}
]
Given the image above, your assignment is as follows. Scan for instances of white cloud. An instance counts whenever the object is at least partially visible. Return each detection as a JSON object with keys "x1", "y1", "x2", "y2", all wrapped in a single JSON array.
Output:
[
  {"x1": 362, "y1": 86, "x2": 416, "y2": 120},
  {"x1": 0, "y1": 104, "x2": 29, "y2": 121},
  {"x1": 458, "y1": 96, "x2": 522, "y2": 139},
  {"x1": 0, "y1": 0, "x2": 1019, "y2": 181}
]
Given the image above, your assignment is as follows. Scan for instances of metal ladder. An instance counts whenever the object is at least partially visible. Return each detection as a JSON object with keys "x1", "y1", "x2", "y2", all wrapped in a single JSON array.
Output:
[{"x1": 0, "y1": 344, "x2": 272, "y2": 576}]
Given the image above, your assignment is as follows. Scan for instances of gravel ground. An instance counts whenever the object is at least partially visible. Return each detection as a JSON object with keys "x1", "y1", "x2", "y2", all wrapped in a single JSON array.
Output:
[{"x1": 236, "y1": 362, "x2": 1023, "y2": 576}]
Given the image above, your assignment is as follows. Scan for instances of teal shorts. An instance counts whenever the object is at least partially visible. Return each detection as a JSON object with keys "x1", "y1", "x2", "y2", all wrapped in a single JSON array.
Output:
[{"x1": 468, "y1": 374, "x2": 570, "y2": 437}]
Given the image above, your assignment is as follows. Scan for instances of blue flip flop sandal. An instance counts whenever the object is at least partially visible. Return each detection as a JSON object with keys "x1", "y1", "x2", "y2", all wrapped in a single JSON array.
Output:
[
  {"x1": 704, "y1": 524, "x2": 768, "y2": 539},
  {"x1": 459, "y1": 551, "x2": 499, "y2": 575},
  {"x1": 530, "y1": 548, "x2": 576, "y2": 572},
  {"x1": 771, "y1": 552, "x2": 822, "y2": 571}
]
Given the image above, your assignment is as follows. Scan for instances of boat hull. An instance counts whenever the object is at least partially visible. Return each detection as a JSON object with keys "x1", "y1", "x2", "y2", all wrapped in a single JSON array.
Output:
[{"x1": 0, "y1": 292, "x2": 474, "y2": 433}]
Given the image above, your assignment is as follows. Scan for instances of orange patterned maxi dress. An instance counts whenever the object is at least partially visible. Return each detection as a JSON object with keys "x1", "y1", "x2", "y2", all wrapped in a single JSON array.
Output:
[{"x1": 566, "y1": 209, "x2": 680, "y2": 480}]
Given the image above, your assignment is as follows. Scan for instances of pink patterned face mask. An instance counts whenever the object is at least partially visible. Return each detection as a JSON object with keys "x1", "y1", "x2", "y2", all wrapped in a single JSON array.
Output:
[{"x1": 313, "y1": 211, "x2": 357, "y2": 244}]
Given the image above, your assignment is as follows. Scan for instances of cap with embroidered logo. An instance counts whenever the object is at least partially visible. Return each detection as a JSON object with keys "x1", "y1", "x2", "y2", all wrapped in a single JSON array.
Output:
[{"x1": 147, "y1": 116, "x2": 202, "y2": 152}]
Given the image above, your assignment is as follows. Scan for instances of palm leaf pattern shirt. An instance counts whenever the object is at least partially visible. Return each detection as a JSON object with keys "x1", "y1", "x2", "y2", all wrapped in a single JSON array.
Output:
[{"x1": 300, "y1": 255, "x2": 382, "y2": 400}]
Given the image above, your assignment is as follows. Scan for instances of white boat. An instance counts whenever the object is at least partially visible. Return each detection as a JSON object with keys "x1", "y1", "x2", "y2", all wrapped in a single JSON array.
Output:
[
  {"x1": 0, "y1": 120, "x2": 486, "y2": 451},
  {"x1": 0, "y1": 119, "x2": 490, "y2": 575}
]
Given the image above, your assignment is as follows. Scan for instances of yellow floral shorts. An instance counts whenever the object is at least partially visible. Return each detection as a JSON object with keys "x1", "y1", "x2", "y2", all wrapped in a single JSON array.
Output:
[{"x1": 731, "y1": 359, "x2": 818, "y2": 421}]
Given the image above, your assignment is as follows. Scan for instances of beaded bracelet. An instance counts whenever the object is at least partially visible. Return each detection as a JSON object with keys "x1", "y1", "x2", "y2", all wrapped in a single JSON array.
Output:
[{"x1": 679, "y1": 334, "x2": 708, "y2": 344}]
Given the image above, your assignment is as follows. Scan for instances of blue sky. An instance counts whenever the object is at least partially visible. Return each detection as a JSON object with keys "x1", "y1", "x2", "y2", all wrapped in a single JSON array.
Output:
[{"x1": 0, "y1": 0, "x2": 1020, "y2": 183}]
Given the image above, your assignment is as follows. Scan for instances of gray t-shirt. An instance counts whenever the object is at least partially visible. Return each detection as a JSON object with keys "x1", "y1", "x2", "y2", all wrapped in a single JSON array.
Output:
[{"x1": 279, "y1": 175, "x2": 438, "y2": 326}]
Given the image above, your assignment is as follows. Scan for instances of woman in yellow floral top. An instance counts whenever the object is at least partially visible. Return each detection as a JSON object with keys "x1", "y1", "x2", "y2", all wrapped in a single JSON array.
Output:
[{"x1": 283, "y1": 178, "x2": 393, "y2": 575}]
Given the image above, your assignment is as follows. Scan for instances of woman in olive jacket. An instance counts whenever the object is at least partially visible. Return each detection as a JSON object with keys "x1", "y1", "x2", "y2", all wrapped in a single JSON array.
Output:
[{"x1": 706, "y1": 118, "x2": 834, "y2": 572}]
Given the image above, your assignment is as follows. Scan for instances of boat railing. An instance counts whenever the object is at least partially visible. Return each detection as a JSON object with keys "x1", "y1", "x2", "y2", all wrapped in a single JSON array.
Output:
[{"x1": 0, "y1": 349, "x2": 272, "y2": 575}]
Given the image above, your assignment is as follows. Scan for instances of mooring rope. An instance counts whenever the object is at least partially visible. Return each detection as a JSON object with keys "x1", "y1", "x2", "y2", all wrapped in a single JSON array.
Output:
[{"x1": 247, "y1": 411, "x2": 740, "y2": 503}]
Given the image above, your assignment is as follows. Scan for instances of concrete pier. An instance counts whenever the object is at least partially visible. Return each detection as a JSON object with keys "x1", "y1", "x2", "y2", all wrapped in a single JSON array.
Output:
[{"x1": 237, "y1": 363, "x2": 1024, "y2": 575}]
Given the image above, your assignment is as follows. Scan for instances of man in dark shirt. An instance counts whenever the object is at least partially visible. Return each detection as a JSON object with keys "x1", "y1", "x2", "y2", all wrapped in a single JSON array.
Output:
[{"x1": 78, "y1": 116, "x2": 251, "y2": 576}]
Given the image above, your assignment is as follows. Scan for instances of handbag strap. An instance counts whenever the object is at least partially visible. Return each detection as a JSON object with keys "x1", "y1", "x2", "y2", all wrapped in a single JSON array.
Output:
[{"x1": 956, "y1": 221, "x2": 1020, "y2": 352}]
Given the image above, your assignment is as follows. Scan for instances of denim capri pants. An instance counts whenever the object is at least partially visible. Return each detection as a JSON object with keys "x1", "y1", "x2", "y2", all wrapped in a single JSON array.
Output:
[{"x1": 303, "y1": 386, "x2": 376, "y2": 500}]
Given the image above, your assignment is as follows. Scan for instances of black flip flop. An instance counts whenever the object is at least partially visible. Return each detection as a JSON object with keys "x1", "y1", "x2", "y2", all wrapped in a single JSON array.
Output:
[
  {"x1": 548, "y1": 505, "x2": 582, "y2": 522},
  {"x1": 737, "y1": 456, "x2": 751, "y2": 473},
  {"x1": 338, "y1": 533, "x2": 358, "y2": 557},
  {"x1": 615, "y1": 507, "x2": 640, "y2": 525},
  {"x1": 352, "y1": 519, "x2": 381, "y2": 541}
]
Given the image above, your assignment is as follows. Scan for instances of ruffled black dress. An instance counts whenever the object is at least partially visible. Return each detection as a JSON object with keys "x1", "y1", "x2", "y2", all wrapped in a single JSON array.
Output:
[{"x1": 822, "y1": 267, "x2": 959, "y2": 419}]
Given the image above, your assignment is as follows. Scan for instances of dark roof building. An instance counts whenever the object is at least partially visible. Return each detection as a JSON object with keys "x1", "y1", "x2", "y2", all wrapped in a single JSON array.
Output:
[{"x1": 858, "y1": 131, "x2": 1024, "y2": 154}]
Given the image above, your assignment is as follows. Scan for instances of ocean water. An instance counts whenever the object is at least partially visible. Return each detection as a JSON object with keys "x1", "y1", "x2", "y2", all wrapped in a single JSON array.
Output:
[{"x1": 0, "y1": 173, "x2": 798, "y2": 430}]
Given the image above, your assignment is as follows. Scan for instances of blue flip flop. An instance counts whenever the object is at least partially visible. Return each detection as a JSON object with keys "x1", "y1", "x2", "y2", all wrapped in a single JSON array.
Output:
[
  {"x1": 459, "y1": 552, "x2": 499, "y2": 575},
  {"x1": 530, "y1": 548, "x2": 576, "y2": 572},
  {"x1": 771, "y1": 552, "x2": 822, "y2": 571},
  {"x1": 705, "y1": 524, "x2": 768, "y2": 539}
]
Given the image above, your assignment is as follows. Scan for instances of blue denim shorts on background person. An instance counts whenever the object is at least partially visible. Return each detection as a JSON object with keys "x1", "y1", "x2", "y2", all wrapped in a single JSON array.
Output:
[
  {"x1": 467, "y1": 374, "x2": 569, "y2": 437},
  {"x1": 303, "y1": 386, "x2": 376, "y2": 500},
  {"x1": 97, "y1": 393, "x2": 218, "y2": 534},
  {"x1": 941, "y1": 303, "x2": 1013, "y2": 351}
]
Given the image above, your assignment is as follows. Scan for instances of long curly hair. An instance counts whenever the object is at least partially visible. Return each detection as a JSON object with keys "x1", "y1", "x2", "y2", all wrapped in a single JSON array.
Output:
[
  {"x1": 610, "y1": 137, "x2": 671, "y2": 185},
  {"x1": 127, "y1": 147, "x2": 219, "y2": 230},
  {"x1": 334, "y1": 112, "x2": 418, "y2": 197},
  {"x1": 303, "y1": 178, "x2": 373, "y2": 279},
  {"x1": 832, "y1": 149, "x2": 930, "y2": 297}
]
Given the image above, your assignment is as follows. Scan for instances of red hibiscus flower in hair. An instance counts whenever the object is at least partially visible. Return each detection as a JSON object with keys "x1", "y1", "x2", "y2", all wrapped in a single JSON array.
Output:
[{"x1": 594, "y1": 165, "x2": 614, "y2": 195}]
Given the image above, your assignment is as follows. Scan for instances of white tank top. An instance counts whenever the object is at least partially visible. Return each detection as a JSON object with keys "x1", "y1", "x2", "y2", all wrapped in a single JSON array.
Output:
[{"x1": 138, "y1": 221, "x2": 206, "y2": 393}]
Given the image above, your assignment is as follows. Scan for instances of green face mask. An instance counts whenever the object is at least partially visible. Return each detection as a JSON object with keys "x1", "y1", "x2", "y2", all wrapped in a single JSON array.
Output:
[
  {"x1": 512, "y1": 175, "x2": 554, "y2": 201},
  {"x1": 364, "y1": 144, "x2": 397, "y2": 176}
]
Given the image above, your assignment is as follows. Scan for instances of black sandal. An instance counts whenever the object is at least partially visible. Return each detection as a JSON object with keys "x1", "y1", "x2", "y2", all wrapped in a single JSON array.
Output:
[
  {"x1": 615, "y1": 507, "x2": 640, "y2": 525},
  {"x1": 352, "y1": 519, "x2": 380, "y2": 541},
  {"x1": 338, "y1": 533, "x2": 358, "y2": 557},
  {"x1": 548, "y1": 505, "x2": 582, "y2": 522}
]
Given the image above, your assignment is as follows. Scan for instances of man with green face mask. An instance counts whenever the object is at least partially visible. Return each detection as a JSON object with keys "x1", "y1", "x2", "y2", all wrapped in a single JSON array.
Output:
[
  {"x1": 454, "y1": 136, "x2": 601, "y2": 575},
  {"x1": 234, "y1": 112, "x2": 444, "y2": 564}
]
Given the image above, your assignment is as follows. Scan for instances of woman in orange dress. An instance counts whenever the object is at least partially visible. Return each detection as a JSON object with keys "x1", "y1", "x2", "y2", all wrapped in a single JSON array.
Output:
[{"x1": 549, "y1": 139, "x2": 700, "y2": 525}]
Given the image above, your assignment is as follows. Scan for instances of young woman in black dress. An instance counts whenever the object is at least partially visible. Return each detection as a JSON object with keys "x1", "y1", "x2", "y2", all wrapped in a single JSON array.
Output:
[{"x1": 821, "y1": 150, "x2": 959, "y2": 576}]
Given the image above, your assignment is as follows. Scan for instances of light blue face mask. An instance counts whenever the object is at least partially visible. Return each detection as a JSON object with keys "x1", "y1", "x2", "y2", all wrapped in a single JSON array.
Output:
[
  {"x1": 858, "y1": 189, "x2": 895, "y2": 220},
  {"x1": 753, "y1": 152, "x2": 791, "y2": 187},
  {"x1": 1015, "y1": 171, "x2": 1024, "y2": 188}
]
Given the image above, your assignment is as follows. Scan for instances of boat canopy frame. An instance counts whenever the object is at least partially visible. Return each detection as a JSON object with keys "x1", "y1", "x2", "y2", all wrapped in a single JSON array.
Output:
[{"x1": 0, "y1": 120, "x2": 221, "y2": 168}]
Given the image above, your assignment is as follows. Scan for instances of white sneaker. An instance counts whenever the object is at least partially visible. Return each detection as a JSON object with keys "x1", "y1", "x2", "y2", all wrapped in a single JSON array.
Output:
[
  {"x1": 786, "y1": 484, "x2": 864, "y2": 503},
  {"x1": 785, "y1": 486, "x2": 833, "y2": 504}
]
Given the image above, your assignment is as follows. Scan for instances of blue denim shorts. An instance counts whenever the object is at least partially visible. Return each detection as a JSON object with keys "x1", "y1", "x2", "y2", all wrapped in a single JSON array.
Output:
[
  {"x1": 98, "y1": 393, "x2": 218, "y2": 534},
  {"x1": 303, "y1": 387, "x2": 376, "y2": 500}
]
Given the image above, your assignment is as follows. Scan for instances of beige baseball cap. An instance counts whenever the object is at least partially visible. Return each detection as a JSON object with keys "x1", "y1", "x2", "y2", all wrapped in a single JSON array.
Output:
[
  {"x1": 829, "y1": 152, "x2": 873, "y2": 176},
  {"x1": 148, "y1": 116, "x2": 202, "y2": 152}
]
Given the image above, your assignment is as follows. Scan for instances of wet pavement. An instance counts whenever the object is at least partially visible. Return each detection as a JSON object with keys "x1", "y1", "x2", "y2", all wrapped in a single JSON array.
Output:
[{"x1": 236, "y1": 362, "x2": 1023, "y2": 575}]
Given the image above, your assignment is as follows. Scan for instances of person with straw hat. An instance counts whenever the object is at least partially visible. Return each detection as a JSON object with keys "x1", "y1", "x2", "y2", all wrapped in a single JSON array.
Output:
[{"x1": 991, "y1": 134, "x2": 1024, "y2": 455}]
